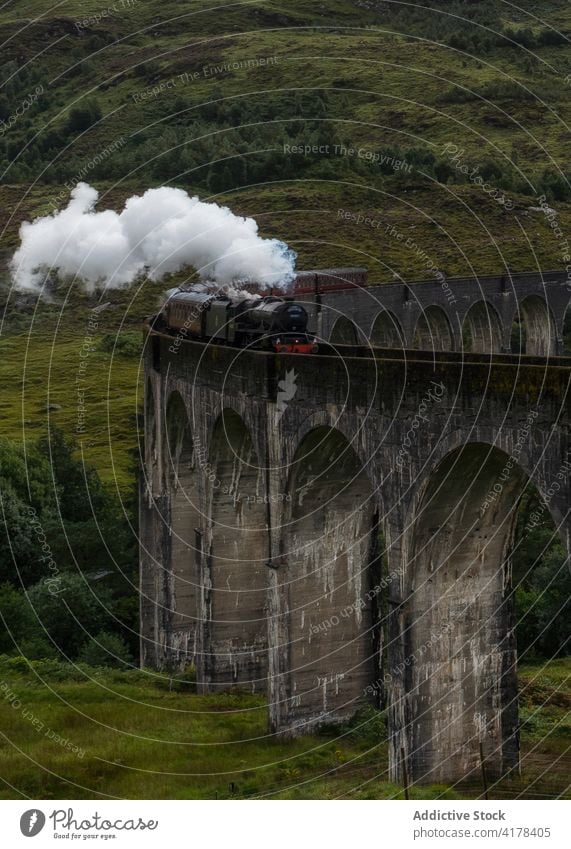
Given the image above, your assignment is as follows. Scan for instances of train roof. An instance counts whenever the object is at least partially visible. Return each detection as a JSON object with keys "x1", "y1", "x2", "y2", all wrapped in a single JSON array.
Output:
[{"x1": 300, "y1": 267, "x2": 368, "y2": 276}]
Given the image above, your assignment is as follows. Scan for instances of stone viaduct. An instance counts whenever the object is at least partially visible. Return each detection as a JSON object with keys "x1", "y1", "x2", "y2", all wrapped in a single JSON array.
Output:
[
  {"x1": 140, "y1": 273, "x2": 571, "y2": 787},
  {"x1": 299, "y1": 268, "x2": 571, "y2": 355}
]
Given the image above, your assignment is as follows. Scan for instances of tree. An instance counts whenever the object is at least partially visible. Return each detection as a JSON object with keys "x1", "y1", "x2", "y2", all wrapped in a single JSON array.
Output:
[
  {"x1": 37, "y1": 428, "x2": 110, "y2": 522},
  {"x1": 65, "y1": 98, "x2": 102, "y2": 134},
  {"x1": 27, "y1": 573, "x2": 114, "y2": 659},
  {"x1": 0, "y1": 484, "x2": 49, "y2": 586},
  {"x1": 0, "y1": 438, "x2": 51, "y2": 510},
  {"x1": 0, "y1": 582, "x2": 35, "y2": 653},
  {"x1": 516, "y1": 543, "x2": 571, "y2": 659},
  {"x1": 513, "y1": 493, "x2": 571, "y2": 659},
  {"x1": 0, "y1": 431, "x2": 137, "y2": 661},
  {"x1": 78, "y1": 630, "x2": 133, "y2": 668}
]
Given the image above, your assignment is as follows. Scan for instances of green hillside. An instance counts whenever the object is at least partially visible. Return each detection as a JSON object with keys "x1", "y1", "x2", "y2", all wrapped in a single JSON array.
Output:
[
  {"x1": 2, "y1": 0, "x2": 571, "y2": 478},
  {"x1": 1, "y1": 0, "x2": 571, "y2": 281}
]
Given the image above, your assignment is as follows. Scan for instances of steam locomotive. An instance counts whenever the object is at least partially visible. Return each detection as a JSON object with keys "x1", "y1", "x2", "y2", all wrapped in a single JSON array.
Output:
[{"x1": 155, "y1": 286, "x2": 318, "y2": 354}]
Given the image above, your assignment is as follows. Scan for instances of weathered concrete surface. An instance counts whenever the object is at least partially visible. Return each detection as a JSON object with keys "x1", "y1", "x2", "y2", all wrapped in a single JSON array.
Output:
[
  {"x1": 141, "y1": 332, "x2": 571, "y2": 783},
  {"x1": 204, "y1": 410, "x2": 268, "y2": 690},
  {"x1": 278, "y1": 427, "x2": 380, "y2": 730},
  {"x1": 404, "y1": 445, "x2": 526, "y2": 783},
  {"x1": 165, "y1": 392, "x2": 200, "y2": 667}
]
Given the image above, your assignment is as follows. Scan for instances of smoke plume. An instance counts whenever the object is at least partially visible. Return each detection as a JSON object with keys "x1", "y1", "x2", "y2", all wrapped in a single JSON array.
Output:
[{"x1": 11, "y1": 183, "x2": 296, "y2": 292}]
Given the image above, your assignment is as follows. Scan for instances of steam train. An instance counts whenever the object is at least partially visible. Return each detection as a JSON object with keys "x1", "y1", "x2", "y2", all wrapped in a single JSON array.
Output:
[
  {"x1": 155, "y1": 286, "x2": 318, "y2": 354},
  {"x1": 241, "y1": 266, "x2": 369, "y2": 297}
]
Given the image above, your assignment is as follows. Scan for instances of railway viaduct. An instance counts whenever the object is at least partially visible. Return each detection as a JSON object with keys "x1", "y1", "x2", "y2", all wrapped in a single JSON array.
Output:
[
  {"x1": 301, "y1": 268, "x2": 571, "y2": 355},
  {"x1": 140, "y1": 274, "x2": 571, "y2": 787}
]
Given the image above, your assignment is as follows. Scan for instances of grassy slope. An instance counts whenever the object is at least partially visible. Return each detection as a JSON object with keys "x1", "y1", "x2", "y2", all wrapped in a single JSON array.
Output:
[
  {"x1": 4, "y1": 182, "x2": 571, "y2": 487},
  {"x1": 0, "y1": 329, "x2": 142, "y2": 491},
  {"x1": 0, "y1": 656, "x2": 568, "y2": 800},
  {"x1": 1, "y1": 0, "x2": 571, "y2": 259},
  {"x1": 0, "y1": 16, "x2": 568, "y2": 538}
]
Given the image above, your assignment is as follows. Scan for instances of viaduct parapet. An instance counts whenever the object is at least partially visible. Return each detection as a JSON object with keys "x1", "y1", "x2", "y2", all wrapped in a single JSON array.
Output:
[
  {"x1": 300, "y1": 269, "x2": 570, "y2": 355},
  {"x1": 140, "y1": 322, "x2": 571, "y2": 786}
]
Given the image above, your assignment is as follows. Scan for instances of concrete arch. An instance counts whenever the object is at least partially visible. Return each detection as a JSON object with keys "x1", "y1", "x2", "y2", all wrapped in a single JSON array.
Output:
[
  {"x1": 206, "y1": 409, "x2": 268, "y2": 691},
  {"x1": 413, "y1": 305, "x2": 454, "y2": 351},
  {"x1": 139, "y1": 377, "x2": 163, "y2": 668},
  {"x1": 144, "y1": 378, "x2": 161, "y2": 496},
  {"x1": 400, "y1": 442, "x2": 533, "y2": 784},
  {"x1": 201, "y1": 400, "x2": 265, "y2": 472},
  {"x1": 370, "y1": 309, "x2": 404, "y2": 348},
  {"x1": 165, "y1": 391, "x2": 191, "y2": 482},
  {"x1": 511, "y1": 295, "x2": 557, "y2": 355},
  {"x1": 462, "y1": 301, "x2": 503, "y2": 353},
  {"x1": 562, "y1": 302, "x2": 571, "y2": 354},
  {"x1": 330, "y1": 316, "x2": 360, "y2": 345},
  {"x1": 145, "y1": 378, "x2": 156, "y2": 462},
  {"x1": 279, "y1": 426, "x2": 380, "y2": 728},
  {"x1": 285, "y1": 410, "x2": 377, "y2": 488},
  {"x1": 163, "y1": 391, "x2": 201, "y2": 668}
]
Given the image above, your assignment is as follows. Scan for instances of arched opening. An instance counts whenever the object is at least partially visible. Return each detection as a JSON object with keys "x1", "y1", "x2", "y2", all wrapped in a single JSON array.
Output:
[
  {"x1": 139, "y1": 378, "x2": 161, "y2": 668},
  {"x1": 329, "y1": 316, "x2": 361, "y2": 345},
  {"x1": 145, "y1": 379, "x2": 156, "y2": 473},
  {"x1": 562, "y1": 303, "x2": 571, "y2": 354},
  {"x1": 462, "y1": 301, "x2": 503, "y2": 353},
  {"x1": 163, "y1": 392, "x2": 201, "y2": 670},
  {"x1": 401, "y1": 442, "x2": 571, "y2": 788},
  {"x1": 511, "y1": 295, "x2": 556, "y2": 355},
  {"x1": 281, "y1": 427, "x2": 379, "y2": 728},
  {"x1": 370, "y1": 310, "x2": 404, "y2": 348},
  {"x1": 512, "y1": 486, "x2": 571, "y2": 666},
  {"x1": 403, "y1": 444, "x2": 529, "y2": 784},
  {"x1": 207, "y1": 410, "x2": 268, "y2": 691},
  {"x1": 413, "y1": 305, "x2": 454, "y2": 351}
]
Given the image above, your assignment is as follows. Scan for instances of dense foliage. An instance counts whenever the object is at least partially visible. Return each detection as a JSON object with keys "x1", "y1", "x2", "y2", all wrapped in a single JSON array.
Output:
[
  {"x1": 513, "y1": 487, "x2": 571, "y2": 659},
  {"x1": 1, "y1": 429, "x2": 568, "y2": 664},
  {"x1": 0, "y1": 429, "x2": 137, "y2": 666},
  {"x1": 1, "y1": 0, "x2": 570, "y2": 202},
  {"x1": 2, "y1": 69, "x2": 569, "y2": 202}
]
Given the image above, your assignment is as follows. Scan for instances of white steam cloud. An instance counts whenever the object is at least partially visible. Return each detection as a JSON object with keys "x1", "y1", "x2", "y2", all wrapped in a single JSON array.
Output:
[{"x1": 11, "y1": 183, "x2": 296, "y2": 292}]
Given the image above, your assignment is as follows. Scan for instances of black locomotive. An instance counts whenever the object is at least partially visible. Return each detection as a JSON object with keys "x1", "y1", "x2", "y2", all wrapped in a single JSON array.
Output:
[{"x1": 155, "y1": 286, "x2": 318, "y2": 354}]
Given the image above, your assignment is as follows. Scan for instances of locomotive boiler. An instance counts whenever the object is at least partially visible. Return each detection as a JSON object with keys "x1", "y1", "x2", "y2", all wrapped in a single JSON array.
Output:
[{"x1": 156, "y1": 286, "x2": 318, "y2": 354}]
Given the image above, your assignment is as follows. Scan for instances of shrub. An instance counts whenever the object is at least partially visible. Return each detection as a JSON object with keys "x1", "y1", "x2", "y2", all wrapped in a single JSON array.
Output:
[
  {"x1": 0, "y1": 583, "x2": 35, "y2": 652},
  {"x1": 99, "y1": 331, "x2": 142, "y2": 358},
  {"x1": 321, "y1": 705, "x2": 387, "y2": 746},
  {"x1": 18, "y1": 636, "x2": 60, "y2": 661},
  {"x1": 78, "y1": 631, "x2": 134, "y2": 668},
  {"x1": 65, "y1": 98, "x2": 102, "y2": 134},
  {"x1": 27, "y1": 573, "x2": 114, "y2": 659},
  {"x1": 154, "y1": 664, "x2": 197, "y2": 692}
]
